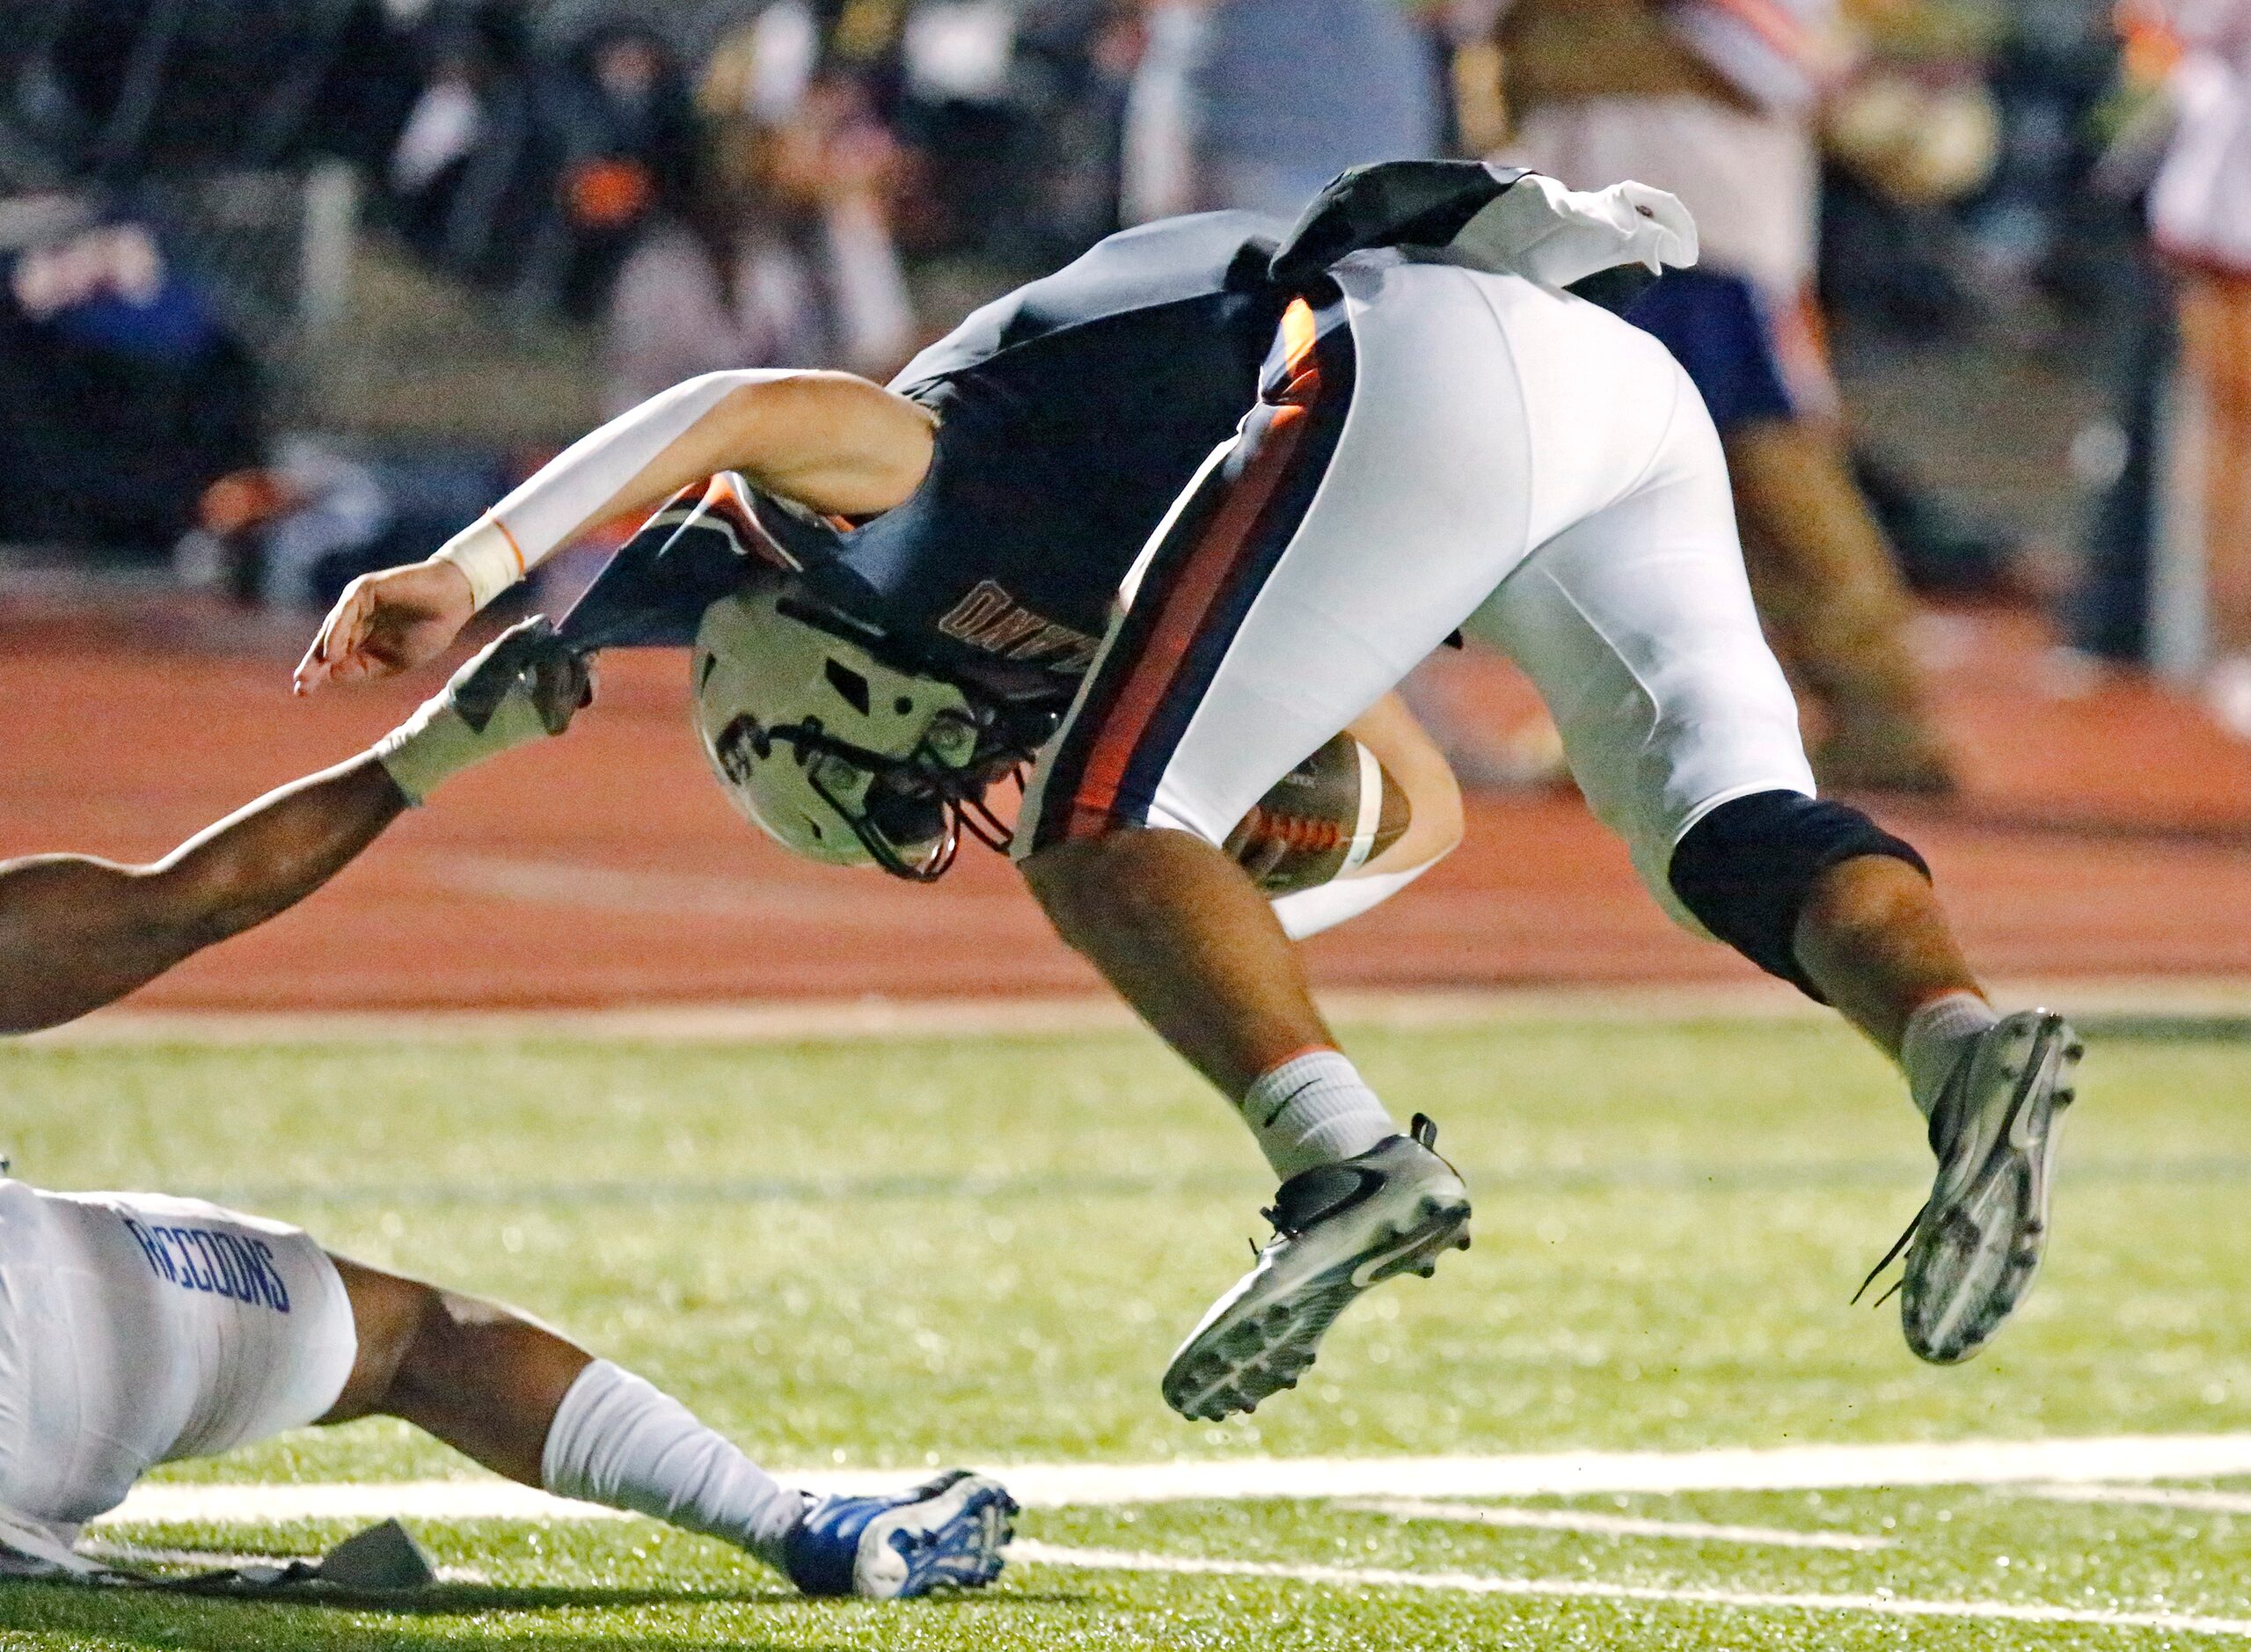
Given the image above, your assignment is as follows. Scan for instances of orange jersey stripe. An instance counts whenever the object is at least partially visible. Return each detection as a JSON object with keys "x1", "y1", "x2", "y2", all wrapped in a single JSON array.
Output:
[
  {"x1": 1064, "y1": 399, "x2": 1316, "y2": 835},
  {"x1": 1272, "y1": 297, "x2": 1324, "y2": 406}
]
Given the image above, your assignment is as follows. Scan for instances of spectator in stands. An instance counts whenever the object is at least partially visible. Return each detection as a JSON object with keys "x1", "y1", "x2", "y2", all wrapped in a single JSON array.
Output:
[
  {"x1": 1014, "y1": 0, "x2": 1146, "y2": 259},
  {"x1": 603, "y1": 77, "x2": 916, "y2": 414},
  {"x1": 0, "y1": 216, "x2": 263, "y2": 555},
  {"x1": 540, "y1": 21, "x2": 703, "y2": 321},
  {"x1": 1491, "y1": 0, "x2": 1959, "y2": 793},
  {"x1": 385, "y1": 1, "x2": 541, "y2": 289},
  {"x1": 1121, "y1": 0, "x2": 1443, "y2": 223},
  {"x1": 2145, "y1": 0, "x2": 2251, "y2": 737},
  {"x1": 385, "y1": 8, "x2": 700, "y2": 323}
]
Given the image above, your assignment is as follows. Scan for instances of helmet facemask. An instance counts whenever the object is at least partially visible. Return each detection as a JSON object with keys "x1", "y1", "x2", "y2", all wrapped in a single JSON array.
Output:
[
  {"x1": 694, "y1": 581, "x2": 1045, "y2": 880},
  {"x1": 758, "y1": 702, "x2": 1028, "y2": 881}
]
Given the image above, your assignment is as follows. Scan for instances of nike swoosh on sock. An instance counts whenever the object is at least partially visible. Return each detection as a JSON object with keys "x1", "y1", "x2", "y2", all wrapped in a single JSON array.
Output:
[{"x1": 1260, "y1": 1078, "x2": 1323, "y2": 1130}]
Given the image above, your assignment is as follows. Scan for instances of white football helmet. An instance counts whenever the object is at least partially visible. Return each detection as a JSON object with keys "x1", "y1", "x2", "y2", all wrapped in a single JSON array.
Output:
[{"x1": 691, "y1": 580, "x2": 1020, "y2": 879}]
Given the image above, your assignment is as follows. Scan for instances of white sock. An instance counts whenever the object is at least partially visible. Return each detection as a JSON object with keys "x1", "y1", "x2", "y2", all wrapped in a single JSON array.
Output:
[
  {"x1": 1238, "y1": 1049, "x2": 1401, "y2": 1181},
  {"x1": 1898, "y1": 992, "x2": 1999, "y2": 1121},
  {"x1": 541, "y1": 1359, "x2": 810, "y2": 1570}
]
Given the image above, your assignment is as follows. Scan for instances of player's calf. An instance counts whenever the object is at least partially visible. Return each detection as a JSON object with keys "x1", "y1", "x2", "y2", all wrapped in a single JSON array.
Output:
[
  {"x1": 332, "y1": 1262, "x2": 1016, "y2": 1597},
  {"x1": 1668, "y1": 792, "x2": 2081, "y2": 1362}
]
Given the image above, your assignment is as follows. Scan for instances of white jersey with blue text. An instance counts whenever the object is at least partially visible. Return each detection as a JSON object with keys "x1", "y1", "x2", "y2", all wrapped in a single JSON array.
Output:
[{"x1": 0, "y1": 1180, "x2": 355, "y2": 1546}]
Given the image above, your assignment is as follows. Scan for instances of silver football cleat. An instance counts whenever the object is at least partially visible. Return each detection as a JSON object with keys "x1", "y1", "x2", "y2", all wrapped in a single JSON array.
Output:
[
  {"x1": 1861, "y1": 1009, "x2": 2082, "y2": 1364},
  {"x1": 1163, "y1": 1115, "x2": 1471, "y2": 1422}
]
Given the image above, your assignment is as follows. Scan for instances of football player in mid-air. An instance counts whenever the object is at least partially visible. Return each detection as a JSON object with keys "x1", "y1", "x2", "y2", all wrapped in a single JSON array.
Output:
[
  {"x1": 296, "y1": 159, "x2": 2083, "y2": 1424},
  {"x1": 0, "y1": 1166, "x2": 1013, "y2": 1595}
]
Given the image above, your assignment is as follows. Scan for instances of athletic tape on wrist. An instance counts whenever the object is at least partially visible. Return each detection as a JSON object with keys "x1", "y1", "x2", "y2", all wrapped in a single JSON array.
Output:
[{"x1": 435, "y1": 517, "x2": 525, "y2": 612}]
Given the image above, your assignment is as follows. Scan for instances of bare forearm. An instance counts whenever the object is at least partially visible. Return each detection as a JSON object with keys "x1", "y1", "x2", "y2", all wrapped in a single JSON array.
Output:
[
  {"x1": 0, "y1": 756, "x2": 405, "y2": 1034},
  {"x1": 1264, "y1": 700, "x2": 1463, "y2": 941},
  {"x1": 152, "y1": 755, "x2": 406, "y2": 934},
  {"x1": 1341, "y1": 694, "x2": 1463, "y2": 884}
]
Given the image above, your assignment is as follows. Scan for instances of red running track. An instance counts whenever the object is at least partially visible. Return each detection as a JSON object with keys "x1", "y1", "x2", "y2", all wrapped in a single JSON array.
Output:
[{"x1": 3, "y1": 592, "x2": 2247, "y2": 1013}]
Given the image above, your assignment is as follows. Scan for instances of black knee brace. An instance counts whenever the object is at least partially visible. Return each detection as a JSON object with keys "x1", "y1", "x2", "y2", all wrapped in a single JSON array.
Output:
[{"x1": 1668, "y1": 791, "x2": 1929, "y2": 999}]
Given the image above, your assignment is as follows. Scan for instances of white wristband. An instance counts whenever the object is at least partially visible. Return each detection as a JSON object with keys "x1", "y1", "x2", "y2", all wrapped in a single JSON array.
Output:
[
  {"x1": 435, "y1": 515, "x2": 528, "y2": 612},
  {"x1": 1270, "y1": 862, "x2": 1436, "y2": 941}
]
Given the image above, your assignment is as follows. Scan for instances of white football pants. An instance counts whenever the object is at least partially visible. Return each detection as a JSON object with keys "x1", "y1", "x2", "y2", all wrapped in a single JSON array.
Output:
[
  {"x1": 0, "y1": 1181, "x2": 356, "y2": 1545},
  {"x1": 1020, "y1": 249, "x2": 1815, "y2": 928}
]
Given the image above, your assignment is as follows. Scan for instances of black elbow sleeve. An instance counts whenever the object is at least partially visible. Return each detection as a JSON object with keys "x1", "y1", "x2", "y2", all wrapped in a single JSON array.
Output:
[{"x1": 1667, "y1": 791, "x2": 1930, "y2": 999}]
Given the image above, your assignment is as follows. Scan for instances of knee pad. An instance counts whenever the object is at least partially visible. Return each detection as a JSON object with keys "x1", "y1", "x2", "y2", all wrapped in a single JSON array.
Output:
[{"x1": 1667, "y1": 791, "x2": 1929, "y2": 998}]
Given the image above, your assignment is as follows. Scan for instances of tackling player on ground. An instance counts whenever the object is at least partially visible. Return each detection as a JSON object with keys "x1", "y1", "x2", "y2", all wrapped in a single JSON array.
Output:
[
  {"x1": 287, "y1": 163, "x2": 2072, "y2": 1421},
  {"x1": 0, "y1": 1169, "x2": 1012, "y2": 1596},
  {"x1": 0, "y1": 625, "x2": 1012, "y2": 1594}
]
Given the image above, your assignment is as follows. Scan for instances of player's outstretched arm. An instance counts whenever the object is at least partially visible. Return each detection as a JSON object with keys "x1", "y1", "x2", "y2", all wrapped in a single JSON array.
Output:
[
  {"x1": 0, "y1": 620, "x2": 588, "y2": 1034},
  {"x1": 296, "y1": 370, "x2": 936, "y2": 692},
  {"x1": 0, "y1": 759, "x2": 406, "y2": 1036}
]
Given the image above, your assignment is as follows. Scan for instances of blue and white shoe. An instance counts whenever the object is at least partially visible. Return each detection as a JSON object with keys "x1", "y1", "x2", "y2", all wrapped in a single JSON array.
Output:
[{"x1": 783, "y1": 1470, "x2": 1016, "y2": 1599}]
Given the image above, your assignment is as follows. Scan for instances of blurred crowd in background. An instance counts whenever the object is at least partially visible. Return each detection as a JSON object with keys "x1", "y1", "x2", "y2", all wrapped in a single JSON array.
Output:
[{"x1": 1, "y1": 0, "x2": 2249, "y2": 774}]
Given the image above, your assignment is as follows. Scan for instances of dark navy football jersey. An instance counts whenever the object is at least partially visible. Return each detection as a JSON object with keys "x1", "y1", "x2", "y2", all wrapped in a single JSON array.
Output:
[
  {"x1": 560, "y1": 164, "x2": 1574, "y2": 683},
  {"x1": 797, "y1": 211, "x2": 1292, "y2": 691}
]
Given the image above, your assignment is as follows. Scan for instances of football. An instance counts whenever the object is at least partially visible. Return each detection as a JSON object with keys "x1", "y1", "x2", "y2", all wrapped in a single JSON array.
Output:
[{"x1": 1224, "y1": 732, "x2": 1411, "y2": 895}]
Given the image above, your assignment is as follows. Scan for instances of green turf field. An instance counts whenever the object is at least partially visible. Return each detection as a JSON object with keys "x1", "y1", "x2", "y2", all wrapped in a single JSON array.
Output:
[{"x1": 4, "y1": 1015, "x2": 2251, "y2": 1648}]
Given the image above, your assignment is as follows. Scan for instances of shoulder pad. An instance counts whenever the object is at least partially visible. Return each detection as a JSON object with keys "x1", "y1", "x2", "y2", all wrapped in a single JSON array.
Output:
[{"x1": 1268, "y1": 160, "x2": 1529, "y2": 290}]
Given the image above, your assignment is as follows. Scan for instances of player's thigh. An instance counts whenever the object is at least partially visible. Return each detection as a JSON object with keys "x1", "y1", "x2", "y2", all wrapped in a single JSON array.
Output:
[
  {"x1": 104, "y1": 1196, "x2": 359, "y2": 1459},
  {"x1": 1465, "y1": 377, "x2": 1816, "y2": 925},
  {"x1": 1020, "y1": 260, "x2": 1542, "y2": 852}
]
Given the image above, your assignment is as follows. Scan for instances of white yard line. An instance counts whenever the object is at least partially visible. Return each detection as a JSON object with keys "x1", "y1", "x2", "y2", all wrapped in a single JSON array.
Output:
[
  {"x1": 26, "y1": 986, "x2": 1799, "y2": 1047},
  {"x1": 92, "y1": 1432, "x2": 2251, "y2": 1527},
  {"x1": 101, "y1": 1480, "x2": 628, "y2": 1527},
  {"x1": 1340, "y1": 1497, "x2": 1889, "y2": 1551},
  {"x1": 1008, "y1": 1540, "x2": 2251, "y2": 1637},
  {"x1": 2021, "y1": 1483, "x2": 2251, "y2": 1516}
]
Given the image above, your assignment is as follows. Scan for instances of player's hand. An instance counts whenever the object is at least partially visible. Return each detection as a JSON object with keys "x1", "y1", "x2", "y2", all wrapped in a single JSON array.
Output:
[
  {"x1": 372, "y1": 617, "x2": 596, "y2": 805},
  {"x1": 446, "y1": 616, "x2": 596, "y2": 737},
  {"x1": 294, "y1": 558, "x2": 477, "y2": 694}
]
